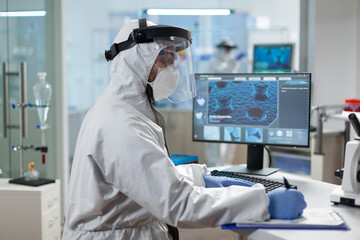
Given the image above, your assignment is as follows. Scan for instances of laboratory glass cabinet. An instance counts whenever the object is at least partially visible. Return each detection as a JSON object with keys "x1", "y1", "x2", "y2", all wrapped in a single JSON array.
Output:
[{"x1": 0, "y1": 0, "x2": 57, "y2": 179}]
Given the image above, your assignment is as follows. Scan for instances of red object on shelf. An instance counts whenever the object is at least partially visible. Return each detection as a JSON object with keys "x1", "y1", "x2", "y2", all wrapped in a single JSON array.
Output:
[
  {"x1": 345, "y1": 99, "x2": 359, "y2": 112},
  {"x1": 42, "y1": 154, "x2": 46, "y2": 164},
  {"x1": 356, "y1": 100, "x2": 360, "y2": 112}
]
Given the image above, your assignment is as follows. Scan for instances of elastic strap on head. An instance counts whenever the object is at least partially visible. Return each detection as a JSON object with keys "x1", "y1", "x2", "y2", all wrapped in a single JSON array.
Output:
[
  {"x1": 139, "y1": 18, "x2": 147, "y2": 28},
  {"x1": 105, "y1": 19, "x2": 191, "y2": 61}
]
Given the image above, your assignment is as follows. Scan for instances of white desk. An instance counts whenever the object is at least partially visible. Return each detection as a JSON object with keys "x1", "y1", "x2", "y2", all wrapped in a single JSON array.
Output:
[{"x1": 218, "y1": 169, "x2": 360, "y2": 240}]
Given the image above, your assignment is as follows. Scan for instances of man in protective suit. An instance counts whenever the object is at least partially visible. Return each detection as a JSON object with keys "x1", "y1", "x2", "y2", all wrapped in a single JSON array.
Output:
[{"x1": 62, "y1": 19, "x2": 306, "y2": 240}]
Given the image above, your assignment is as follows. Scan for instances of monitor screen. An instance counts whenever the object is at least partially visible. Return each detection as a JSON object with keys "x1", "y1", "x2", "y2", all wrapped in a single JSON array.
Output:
[
  {"x1": 193, "y1": 73, "x2": 311, "y2": 174},
  {"x1": 253, "y1": 44, "x2": 294, "y2": 73},
  {"x1": 193, "y1": 73, "x2": 310, "y2": 147}
]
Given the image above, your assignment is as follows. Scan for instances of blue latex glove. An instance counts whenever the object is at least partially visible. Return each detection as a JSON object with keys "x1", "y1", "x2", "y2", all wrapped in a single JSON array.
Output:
[
  {"x1": 203, "y1": 175, "x2": 254, "y2": 188},
  {"x1": 267, "y1": 188, "x2": 307, "y2": 220}
]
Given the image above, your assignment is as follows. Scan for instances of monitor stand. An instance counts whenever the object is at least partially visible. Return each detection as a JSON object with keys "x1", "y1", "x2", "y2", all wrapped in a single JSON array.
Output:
[{"x1": 223, "y1": 144, "x2": 278, "y2": 176}]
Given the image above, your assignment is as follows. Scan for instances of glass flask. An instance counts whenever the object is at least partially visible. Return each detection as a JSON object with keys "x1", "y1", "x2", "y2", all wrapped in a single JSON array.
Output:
[
  {"x1": 33, "y1": 72, "x2": 52, "y2": 129},
  {"x1": 24, "y1": 162, "x2": 39, "y2": 181}
]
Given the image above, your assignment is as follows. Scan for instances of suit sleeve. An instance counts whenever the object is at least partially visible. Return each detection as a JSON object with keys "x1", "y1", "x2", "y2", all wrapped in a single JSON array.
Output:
[
  {"x1": 97, "y1": 117, "x2": 270, "y2": 228},
  {"x1": 175, "y1": 164, "x2": 208, "y2": 187}
]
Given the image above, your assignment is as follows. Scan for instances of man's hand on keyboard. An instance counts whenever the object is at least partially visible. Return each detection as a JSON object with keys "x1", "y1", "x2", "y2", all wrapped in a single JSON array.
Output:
[
  {"x1": 203, "y1": 175, "x2": 254, "y2": 188},
  {"x1": 267, "y1": 188, "x2": 307, "y2": 220}
]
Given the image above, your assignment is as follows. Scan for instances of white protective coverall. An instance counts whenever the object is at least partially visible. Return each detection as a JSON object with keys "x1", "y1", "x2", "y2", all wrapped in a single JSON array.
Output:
[{"x1": 62, "y1": 19, "x2": 270, "y2": 240}]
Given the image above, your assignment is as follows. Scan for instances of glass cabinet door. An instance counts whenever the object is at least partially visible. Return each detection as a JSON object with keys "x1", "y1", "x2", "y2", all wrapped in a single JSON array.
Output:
[
  {"x1": 0, "y1": 0, "x2": 10, "y2": 177},
  {"x1": 0, "y1": 0, "x2": 56, "y2": 179}
]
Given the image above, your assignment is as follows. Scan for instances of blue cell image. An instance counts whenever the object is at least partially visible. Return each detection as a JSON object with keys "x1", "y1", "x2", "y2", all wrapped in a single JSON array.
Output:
[
  {"x1": 204, "y1": 126, "x2": 220, "y2": 141},
  {"x1": 207, "y1": 80, "x2": 278, "y2": 126},
  {"x1": 246, "y1": 128, "x2": 263, "y2": 143},
  {"x1": 224, "y1": 127, "x2": 241, "y2": 141}
]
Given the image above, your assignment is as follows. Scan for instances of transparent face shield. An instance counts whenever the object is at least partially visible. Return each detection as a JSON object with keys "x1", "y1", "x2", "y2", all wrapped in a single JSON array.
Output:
[
  {"x1": 104, "y1": 19, "x2": 196, "y2": 103},
  {"x1": 154, "y1": 48, "x2": 181, "y2": 70},
  {"x1": 153, "y1": 39, "x2": 196, "y2": 103}
]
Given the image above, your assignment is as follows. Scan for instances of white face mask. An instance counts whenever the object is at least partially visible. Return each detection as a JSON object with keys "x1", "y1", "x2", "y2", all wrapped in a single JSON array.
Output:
[{"x1": 149, "y1": 65, "x2": 179, "y2": 101}]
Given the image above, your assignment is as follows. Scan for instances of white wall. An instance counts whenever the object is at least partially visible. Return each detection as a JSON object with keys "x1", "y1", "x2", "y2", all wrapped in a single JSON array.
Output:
[
  {"x1": 312, "y1": 0, "x2": 358, "y2": 104},
  {"x1": 232, "y1": 0, "x2": 300, "y2": 71},
  {"x1": 65, "y1": 0, "x2": 300, "y2": 110},
  {"x1": 358, "y1": 1, "x2": 360, "y2": 98},
  {"x1": 309, "y1": 0, "x2": 360, "y2": 131}
]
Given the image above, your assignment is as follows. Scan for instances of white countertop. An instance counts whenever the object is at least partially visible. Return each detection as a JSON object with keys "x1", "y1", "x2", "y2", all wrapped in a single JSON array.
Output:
[{"x1": 213, "y1": 167, "x2": 360, "y2": 240}]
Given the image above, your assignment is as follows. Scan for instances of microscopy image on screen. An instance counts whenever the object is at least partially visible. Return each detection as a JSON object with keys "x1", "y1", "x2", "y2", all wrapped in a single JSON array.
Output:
[
  {"x1": 224, "y1": 127, "x2": 241, "y2": 142},
  {"x1": 208, "y1": 80, "x2": 278, "y2": 126},
  {"x1": 204, "y1": 125, "x2": 220, "y2": 141},
  {"x1": 245, "y1": 128, "x2": 263, "y2": 143}
]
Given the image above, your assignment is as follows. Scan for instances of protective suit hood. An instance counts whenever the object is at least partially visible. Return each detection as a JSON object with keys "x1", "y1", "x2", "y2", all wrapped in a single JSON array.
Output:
[{"x1": 107, "y1": 20, "x2": 160, "y2": 118}]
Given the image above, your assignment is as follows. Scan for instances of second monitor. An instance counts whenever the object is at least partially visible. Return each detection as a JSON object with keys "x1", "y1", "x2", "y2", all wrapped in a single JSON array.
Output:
[
  {"x1": 253, "y1": 43, "x2": 294, "y2": 73},
  {"x1": 193, "y1": 73, "x2": 311, "y2": 175}
]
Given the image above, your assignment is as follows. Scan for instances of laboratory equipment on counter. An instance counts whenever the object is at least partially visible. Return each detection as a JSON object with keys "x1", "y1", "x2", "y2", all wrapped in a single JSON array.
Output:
[
  {"x1": 344, "y1": 99, "x2": 360, "y2": 112},
  {"x1": 33, "y1": 72, "x2": 52, "y2": 129},
  {"x1": 33, "y1": 72, "x2": 51, "y2": 164},
  {"x1": 9, "y1": 67, "x2": 54, "y2": 186},
  {"x1": 330, "y1": 113, "x2": 360, "y2": 207},
  {"x1": 24, "y1": 162, "x2": 39, "y2": 181}
]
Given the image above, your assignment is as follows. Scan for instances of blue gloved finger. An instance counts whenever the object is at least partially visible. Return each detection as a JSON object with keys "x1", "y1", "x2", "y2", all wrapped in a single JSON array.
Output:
[
  {"x1": 288, "y1": 189, "x2": 307, "y2": 219},
  {"x1": 293, "y1": 190, "x2": 307, "y2": 211},
  {"x1": 295, "y1": 190, "x2": 306, "y2": 201},
  {"x1": 267, "y1": 188, "x2": 308, "y2": 220},
  {"x1": 298, "y1": 198, "x2": 307, "y2": 217},
  {"x1": 203, "y1": 175, "x2": 254, "y2": 188},
  {"x1": 203, "y1": 175, "x2": 225, "y2": 188},
  {"x1": 297, "y1": 209, "x2": 303, "y2": 217},
  {"x1": 221, "y1": 178, "x2": 254, "y2": 187}
]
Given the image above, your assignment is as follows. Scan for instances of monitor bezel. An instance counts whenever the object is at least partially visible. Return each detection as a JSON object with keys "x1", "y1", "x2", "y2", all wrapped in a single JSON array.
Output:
[
  {"x1": 192, "y1": 72, "x2": 311, "y2": 148},
  {"x1": 252, "y1": 43, "x2": 295, "y2": 73}
]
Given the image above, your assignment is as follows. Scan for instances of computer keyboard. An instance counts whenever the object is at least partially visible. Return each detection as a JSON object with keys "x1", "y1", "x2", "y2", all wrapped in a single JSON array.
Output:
[{"x1": 210, "y1": 170, "x2": 297, "y2": 193}]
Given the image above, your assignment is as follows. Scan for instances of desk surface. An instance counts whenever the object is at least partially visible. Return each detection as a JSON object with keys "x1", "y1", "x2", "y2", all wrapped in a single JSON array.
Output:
[
  {"x1": 215, "y1": 168, "x2": 360, "y2": 240},
  {"x1": 0, "y1": 178, "x2": 59, "y2": 194},
  {"x1": 328, "y1": 111, "x2": 360, "y2": 121}
]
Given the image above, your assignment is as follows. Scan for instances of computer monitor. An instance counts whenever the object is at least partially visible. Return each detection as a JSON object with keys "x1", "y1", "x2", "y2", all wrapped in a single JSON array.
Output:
[
  {"x1": 193, "y1": 73, "x2": 311, "y2": 175},
  {"x1": 252, "y1": 44, "x2": 294, "y2": 73}
]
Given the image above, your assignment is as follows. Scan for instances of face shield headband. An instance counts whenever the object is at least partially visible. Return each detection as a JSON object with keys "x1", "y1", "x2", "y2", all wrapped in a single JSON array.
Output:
[{"x1": 105, "y1": 19, "x2": 192, "y2": 61}]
